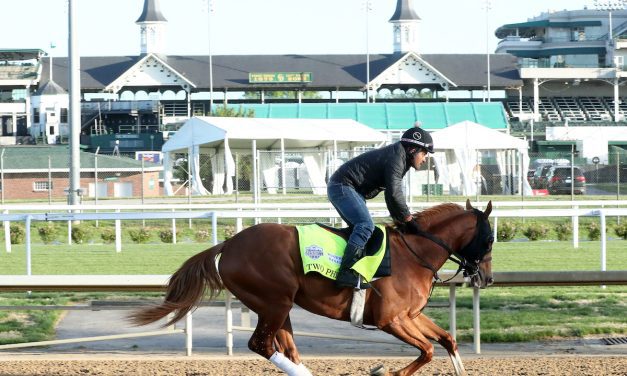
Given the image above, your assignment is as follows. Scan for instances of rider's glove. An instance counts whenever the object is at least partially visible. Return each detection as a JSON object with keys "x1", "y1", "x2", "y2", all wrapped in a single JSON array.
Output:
[{"x1": 404, "y1": 219, "x2": 421, "y2": 234}]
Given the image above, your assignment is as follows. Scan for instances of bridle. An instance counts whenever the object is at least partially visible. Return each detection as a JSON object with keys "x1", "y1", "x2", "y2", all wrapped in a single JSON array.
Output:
[{"x1": 398, "y1": 208, "x2": 493, "y2": 283}]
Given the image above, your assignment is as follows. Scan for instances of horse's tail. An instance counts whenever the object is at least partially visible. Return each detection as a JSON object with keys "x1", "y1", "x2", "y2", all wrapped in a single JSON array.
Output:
[{"x1": 129, "y1": 242, "x2": 226, "y2": 327}]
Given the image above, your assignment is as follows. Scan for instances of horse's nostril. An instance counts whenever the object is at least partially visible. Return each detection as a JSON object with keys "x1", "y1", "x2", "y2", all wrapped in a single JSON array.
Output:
[{"x1": 487, "y1": 277, "x2": 494, "y2": 285}]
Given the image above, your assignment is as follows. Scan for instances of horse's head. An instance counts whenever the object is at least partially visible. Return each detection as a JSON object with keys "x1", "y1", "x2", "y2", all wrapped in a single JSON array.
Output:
[{"x1": 460, "y1": 199, "x2": 494, "y2": 289}]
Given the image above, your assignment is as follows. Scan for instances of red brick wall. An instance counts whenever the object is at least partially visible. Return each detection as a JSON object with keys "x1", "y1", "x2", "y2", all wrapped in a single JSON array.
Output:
[{"x1": 2, "y1": 172, "x2": 161, "y2": 200}]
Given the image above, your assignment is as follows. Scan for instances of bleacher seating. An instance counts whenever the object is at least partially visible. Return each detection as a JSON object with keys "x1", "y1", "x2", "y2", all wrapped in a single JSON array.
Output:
[
  {"x1": 506, "y1": 96, "x2": 627, "y2": 122},
  {"x1": 506, "y1": 99, "x2": 533, "y2": 119},
  {"x1": 532, "y1": 97, "x2": 562, "y2": 121},
  {"x1": 554, "y1": 97, "x2": 586, "y2": 121},
  {"x1": 603, "y1": 97, "x2": 627, "y2": 121},
  {"x1": 0, "y1": 65, "x2": 38, "y2": 80},
  {"x1": 579, "y1": 97, "x2": 612, "y2": 121}
]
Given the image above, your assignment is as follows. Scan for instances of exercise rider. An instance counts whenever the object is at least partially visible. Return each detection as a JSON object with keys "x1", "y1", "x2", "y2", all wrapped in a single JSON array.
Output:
[{"x1": 327, "y1": 124, "x2": 434, "y2": 288}]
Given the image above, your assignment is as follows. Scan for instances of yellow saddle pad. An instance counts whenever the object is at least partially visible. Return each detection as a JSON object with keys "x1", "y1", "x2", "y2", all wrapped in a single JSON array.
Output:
[{"x1": 297, "y1": 224, "x2": 387, "y2": 282}]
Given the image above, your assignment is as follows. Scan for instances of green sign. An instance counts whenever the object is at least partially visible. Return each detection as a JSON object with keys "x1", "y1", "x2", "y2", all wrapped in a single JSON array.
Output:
[{"x1": 249, "y1": 72, "x2": 313, "y2": 83}]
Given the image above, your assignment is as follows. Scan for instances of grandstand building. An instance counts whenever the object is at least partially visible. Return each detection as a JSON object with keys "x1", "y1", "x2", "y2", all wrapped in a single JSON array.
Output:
[
  {"x1": 496, "y1": 7, "x2": 627, "y2": 121},
  {"x1": 1, "y1": 0, "x2": 520, "y2": 153},
  {"x1": 0, "y1": 0, "x2": 626, "y2": 163},
  {"x1": 495, "y1": 5, "x2": 627, "y2": 163}
]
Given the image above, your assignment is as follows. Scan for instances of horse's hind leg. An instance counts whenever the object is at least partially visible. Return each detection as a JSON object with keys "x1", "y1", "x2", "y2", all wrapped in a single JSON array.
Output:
[
  {"x1": 274, "y1": 315, "x2": 301, "y2": 363},
  {"x1": 247, "y1": 307, "x2": 312, "y2": 376},
  {"x1": 274, "y1": 315, "x2": 313, "y2": 375},
  {"x1": 412, "y1": 314, "x2": 467, "y2": 376}
]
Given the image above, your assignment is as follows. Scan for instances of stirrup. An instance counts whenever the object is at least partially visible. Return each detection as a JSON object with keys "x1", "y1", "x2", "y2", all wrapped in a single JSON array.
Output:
[{"x1": 335, "y1": 270, "x2": 359, "y2": 288}]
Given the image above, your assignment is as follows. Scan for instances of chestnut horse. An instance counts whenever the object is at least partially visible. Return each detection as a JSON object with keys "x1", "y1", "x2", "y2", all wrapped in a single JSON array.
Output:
[{"x1": 131, "y1": 200, "x2": 494, "y2": 376}]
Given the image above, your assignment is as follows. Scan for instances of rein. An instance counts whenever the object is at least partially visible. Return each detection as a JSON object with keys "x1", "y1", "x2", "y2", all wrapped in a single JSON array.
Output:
[
  {"x1": 397, "y1": 229, "x2": 466, "y2": 290},
  {"x1": 399, "y1": 210, "x2": 485, "y2": 283}
]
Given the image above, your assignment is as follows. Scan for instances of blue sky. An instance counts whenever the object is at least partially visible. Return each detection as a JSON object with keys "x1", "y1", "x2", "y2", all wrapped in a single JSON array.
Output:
[{"x1": 5, "y1": 0, "x2": 590, "y2": 57}]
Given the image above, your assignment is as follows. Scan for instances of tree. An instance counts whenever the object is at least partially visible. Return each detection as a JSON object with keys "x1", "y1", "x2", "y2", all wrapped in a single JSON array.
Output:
[
  {"x1": 378, "y1": 88, "x2": 433, "y2": 99},
  {"x1": 211, "y1": 104, "x2": 255, "y2": 117}
]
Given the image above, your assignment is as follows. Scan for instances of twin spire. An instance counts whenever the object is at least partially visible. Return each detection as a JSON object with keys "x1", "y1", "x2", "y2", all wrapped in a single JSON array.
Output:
[
  {"x1": 136, "y1": 0, "x2": 167, "y2": 55},
  {"x1": 388, "y1": 0, "x2": 421, "y2": 53},
  {"x1": 134, "y1": 0, "x2": 420, "y2": 55}
]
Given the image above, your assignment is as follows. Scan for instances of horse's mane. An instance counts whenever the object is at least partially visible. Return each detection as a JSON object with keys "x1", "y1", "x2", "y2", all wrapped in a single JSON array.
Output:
[{"x1": 392, "y1": 203, "x2": 465, "y2": 232}]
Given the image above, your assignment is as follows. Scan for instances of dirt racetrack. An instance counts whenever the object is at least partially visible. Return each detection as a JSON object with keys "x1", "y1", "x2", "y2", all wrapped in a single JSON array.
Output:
[{"x1": 0, "y1": 355, "x2": 626, "y2": 376}]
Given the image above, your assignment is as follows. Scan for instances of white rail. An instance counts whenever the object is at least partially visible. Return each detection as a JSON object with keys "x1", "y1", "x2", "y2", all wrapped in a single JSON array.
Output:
[
  {"x1": 2, "y1": 207, "x2": 625, "y2": 272},
  {"x1": 1, "y1": 271, "x2": 626, "y2": 355},
  {"x1": 0, "y1": 207, "x2": 625, "y2": 355}
]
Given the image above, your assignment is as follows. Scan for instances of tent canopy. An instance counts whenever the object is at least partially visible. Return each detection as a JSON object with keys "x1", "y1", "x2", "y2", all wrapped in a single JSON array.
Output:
[
  {"x1": 161, "y1": 116, "x2": 386, "y2": 197},
  {"x1": 430, "y1": 121, "x2": 531, "y2": 196},
  {"x1": 432, "y1": 120, "x2": 527, "y2": 151},
  {"x1": 163, "y1": 116, "x2": 386, "y2": 152}
]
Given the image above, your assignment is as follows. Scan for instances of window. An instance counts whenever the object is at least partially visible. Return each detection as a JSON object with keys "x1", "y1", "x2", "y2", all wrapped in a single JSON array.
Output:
[
  {"x1": 33, "y1": 181, "x2": 52, "y2": 191},
  {"x1": 572, "y1": 27, "x2": 585, "y2": 41},
  {"x1": 60, "y1": 108, "x2": 68, "y2": 123},
  {"x1": 33, "y1": 108, "x2": 40, "y2": 123}
]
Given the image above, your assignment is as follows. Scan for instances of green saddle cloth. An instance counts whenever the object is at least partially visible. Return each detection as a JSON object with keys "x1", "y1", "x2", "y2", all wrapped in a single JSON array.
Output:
[{"x1": 297, "y1": 224, "x2": 387, "y2": 282}]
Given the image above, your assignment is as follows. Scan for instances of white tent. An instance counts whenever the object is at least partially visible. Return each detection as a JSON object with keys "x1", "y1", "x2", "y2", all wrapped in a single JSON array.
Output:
[
  {"x1": 161, "y1": 117, "x2": 386, "y2": 196},
  {"x1": 431, "y1": 121, "x2": 532, "y2": 196}
]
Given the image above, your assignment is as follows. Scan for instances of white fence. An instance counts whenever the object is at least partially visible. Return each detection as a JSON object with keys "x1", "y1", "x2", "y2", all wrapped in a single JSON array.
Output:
[
  {"x1": 0, "y1": 203, "x2": 625, "y2": 355},
  {"x1": 2, "y1": 201, "x2": 626, "y2": 272},
  {"x1": 1, "y1": 272, "x2": 626, "y2": 356}
]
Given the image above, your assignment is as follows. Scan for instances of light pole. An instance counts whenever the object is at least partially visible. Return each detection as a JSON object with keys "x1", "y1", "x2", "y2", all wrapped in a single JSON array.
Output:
[
  {"x1": 48, "y1": 42, "x2": 56, "y2": 82},
  {"x1": 204, "y1": 0, "x2": 215, "y2": 113},
  {"x1": 484, "y1": 0, "x2": 492, "y2": 102},
  {"x1": 364, "y1": 0, "x2": 372, "y2": 103},
  {"x1": 68, "y1": 0, "x2": 81, "y2": 205},
  {"x1": 594, "y1": 0, "x2": 627, "y2": 54}
]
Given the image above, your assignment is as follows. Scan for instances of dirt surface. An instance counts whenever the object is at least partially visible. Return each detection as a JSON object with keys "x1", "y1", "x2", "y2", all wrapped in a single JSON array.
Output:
[
  {"x1": 3, "y1": 307, "x2": 625, "y2": 375},
  {"x1": 0, "y1": 355, "x2": 626, "y2": 376}
]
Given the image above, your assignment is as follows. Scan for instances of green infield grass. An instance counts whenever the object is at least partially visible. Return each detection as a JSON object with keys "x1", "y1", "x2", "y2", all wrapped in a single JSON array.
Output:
[{"x1": 0, "y1": 239, "x2": 625, "y2": 345}]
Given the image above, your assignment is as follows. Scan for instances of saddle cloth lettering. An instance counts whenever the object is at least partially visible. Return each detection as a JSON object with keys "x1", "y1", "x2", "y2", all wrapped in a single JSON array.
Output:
[{"x1": 297, "y1": 223, "x2": 390, "y2": 282}]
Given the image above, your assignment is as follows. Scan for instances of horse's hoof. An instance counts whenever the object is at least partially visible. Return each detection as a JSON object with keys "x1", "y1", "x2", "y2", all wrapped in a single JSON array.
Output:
[{"x1": 370, "y1": 365, "x2": 387, "y2": 376}]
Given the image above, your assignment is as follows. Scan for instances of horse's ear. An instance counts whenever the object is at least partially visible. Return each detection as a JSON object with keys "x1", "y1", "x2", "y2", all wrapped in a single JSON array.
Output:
[
  {"x1": 466, "y1": 199, "x2": 473, "y2": 210},
  {"x1": 484, "y1": 200, "x2": 493, "y2": 218}
]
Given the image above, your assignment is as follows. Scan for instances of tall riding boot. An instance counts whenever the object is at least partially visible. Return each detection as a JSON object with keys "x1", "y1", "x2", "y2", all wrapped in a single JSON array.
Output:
[{"x1": 335, "y1": 243, "x2": 363, "y2": 288}]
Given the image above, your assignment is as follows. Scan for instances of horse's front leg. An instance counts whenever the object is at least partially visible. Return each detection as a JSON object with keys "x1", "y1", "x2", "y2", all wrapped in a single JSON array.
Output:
[
  {"x1": 378, "y1": 314, "x2": 435, "y2": 376},
  {"x1": 412, "y1": 314, "x2": 467, "y2": 376}
]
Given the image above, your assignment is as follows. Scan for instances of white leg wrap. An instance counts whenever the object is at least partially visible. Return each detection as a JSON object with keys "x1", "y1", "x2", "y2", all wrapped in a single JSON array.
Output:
[
  {"x1": 454, "y1": 351, "x2": 467, "y2": 376},
  {"x1": 296, "y1": 362, "x2": 313, "y2": 376},
  {"x1": 269, "y1": 352, "x2": 311, "y2": 376}
]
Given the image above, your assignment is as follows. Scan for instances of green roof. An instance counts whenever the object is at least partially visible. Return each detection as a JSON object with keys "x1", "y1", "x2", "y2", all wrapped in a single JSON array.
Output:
[
  {"x1": 0, "y1": 146, "x2": 161, "y2": 171},
  {"x1": 231, "y1": 102, "x2": 508, "y2": 130}
]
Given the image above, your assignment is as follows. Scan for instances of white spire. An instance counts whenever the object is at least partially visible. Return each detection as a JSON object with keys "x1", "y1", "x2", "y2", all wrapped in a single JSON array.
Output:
[
  {"x1": 136, "y1": 0, "x2": 168, "y2": 55},
  {"x1": 389, "y1": 0, "x2": 421, "y2": 53}
]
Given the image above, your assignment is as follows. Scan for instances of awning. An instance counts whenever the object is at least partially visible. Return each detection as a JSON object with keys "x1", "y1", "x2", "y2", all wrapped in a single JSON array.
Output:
[
  {"x1": 506, "y1": 47, "x2": 606, "y2": 58},
  {"x1": 0, "y1": 49, "x2": 45, "y2": 61},
  {"x1": 496, "y1": 20, "x2": 602, "y2": 38}
]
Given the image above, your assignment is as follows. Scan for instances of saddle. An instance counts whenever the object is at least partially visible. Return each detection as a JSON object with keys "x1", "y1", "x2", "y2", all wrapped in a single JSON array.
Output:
[{"x1": 315, "y1": 223, "x2": 392, "y2": 279}]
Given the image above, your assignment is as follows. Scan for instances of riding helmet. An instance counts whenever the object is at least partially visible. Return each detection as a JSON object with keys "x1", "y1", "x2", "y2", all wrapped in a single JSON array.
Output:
[{"x1": 400, "y1": 123, "x2": 434, "y2": 154}]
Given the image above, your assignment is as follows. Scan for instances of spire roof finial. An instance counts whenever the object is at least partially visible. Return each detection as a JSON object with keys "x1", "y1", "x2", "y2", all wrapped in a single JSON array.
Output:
[
  {"x1": 389, "y1": 0, "x2": 420, "y2": 22},
  {"x1": 136, "y1": 0, "x2": 167, "y2": 23}
]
